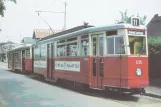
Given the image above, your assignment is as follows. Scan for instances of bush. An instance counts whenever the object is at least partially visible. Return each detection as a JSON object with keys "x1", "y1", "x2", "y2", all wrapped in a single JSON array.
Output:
[{"x1": 148, "y1": 36, "x2": 161, "y2": 78}]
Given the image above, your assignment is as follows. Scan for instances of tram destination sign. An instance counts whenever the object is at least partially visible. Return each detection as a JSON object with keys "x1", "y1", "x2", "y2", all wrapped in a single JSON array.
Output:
[
  {"x1": 128, "y1": 30, "x2": 145, "y2": 35},
  {"x1": 55, "y1": 61, "x2": 80, "y2": 72}
]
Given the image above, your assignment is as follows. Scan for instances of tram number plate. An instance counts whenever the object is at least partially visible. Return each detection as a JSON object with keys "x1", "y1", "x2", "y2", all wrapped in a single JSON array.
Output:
[{"x1": 136, "y1": 60, "x2": 142, "y2": 64}]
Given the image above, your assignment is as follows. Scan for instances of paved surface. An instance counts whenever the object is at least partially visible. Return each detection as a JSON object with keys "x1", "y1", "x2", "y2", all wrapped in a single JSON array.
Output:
[{"x1": 0, "y1": 62, "x2": 161, "y2": 107}]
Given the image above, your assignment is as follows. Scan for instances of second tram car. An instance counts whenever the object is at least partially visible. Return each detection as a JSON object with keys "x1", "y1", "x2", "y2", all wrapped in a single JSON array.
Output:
[{"x1": 8, "y1": 45, "x2": 33, "y2": 73}]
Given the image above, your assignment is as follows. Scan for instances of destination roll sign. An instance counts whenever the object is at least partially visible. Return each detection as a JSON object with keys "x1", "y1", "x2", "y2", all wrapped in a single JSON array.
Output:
[{"x1": 128, "y1": 30, "x2": 145, "y2": 35}]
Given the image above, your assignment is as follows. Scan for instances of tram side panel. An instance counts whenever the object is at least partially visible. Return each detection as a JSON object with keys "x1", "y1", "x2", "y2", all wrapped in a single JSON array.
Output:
[
  {"x1": 103, "y1": 56, "x2": 128, "y2": 88},
  {"x1": 24, "y1": 58, "x2": 32, "y2": 72},
  {"x1": 127, "y1": 57, "x2": 149, "y2": 88},
  {"x1": 53, "y1": 57, "x2": 90, "y2": 84},
  {"x1": 24, "y1": 48, "x2": 32, "y2": 72}
]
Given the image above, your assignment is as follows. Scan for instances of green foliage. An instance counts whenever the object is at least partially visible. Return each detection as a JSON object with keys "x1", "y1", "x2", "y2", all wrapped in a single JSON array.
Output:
[
  {"x1": 8, "y1": 0, "x2": 16, "y2": 4},
  {"x1": 148, "y1": 36, "x2": 161, "y2": 45},
  {"x1": 0, "y1": 0, "x2": 5, "y2": 16},
  {"x1": 118, "y1": 10, "x2": 147, "y2": 25},
  {"x1": 0, "y1": 0, "x2": 16, "y2": 17}
]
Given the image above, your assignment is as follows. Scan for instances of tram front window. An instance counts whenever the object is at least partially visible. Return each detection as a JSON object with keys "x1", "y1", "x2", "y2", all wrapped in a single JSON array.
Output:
[{"x1": 128, "y1": 36, "x2": 146, "y2": 55}]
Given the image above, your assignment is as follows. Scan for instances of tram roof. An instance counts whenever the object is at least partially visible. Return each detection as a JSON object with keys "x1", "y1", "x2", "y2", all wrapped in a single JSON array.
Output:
[
  {"x1": 37, "y1": 23, "x2": 147, "y2": 44},
  {"x1": 8, "y1": 45, "x2": 31, "y2": 53}
]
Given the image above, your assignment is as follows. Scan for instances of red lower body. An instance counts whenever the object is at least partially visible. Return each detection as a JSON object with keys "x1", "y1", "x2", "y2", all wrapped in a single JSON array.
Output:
[{"x1": 33, "y1": 56, "x2": 149, "y2": 90}]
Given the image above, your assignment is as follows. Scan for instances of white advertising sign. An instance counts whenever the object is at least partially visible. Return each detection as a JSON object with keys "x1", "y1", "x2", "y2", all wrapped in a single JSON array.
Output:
[
  {"x1": 34, "y1": 60, "x2": 47, "y2": 68},
  {"x1": 55, "y1": 61, "x2": 80, "y2": 72}
]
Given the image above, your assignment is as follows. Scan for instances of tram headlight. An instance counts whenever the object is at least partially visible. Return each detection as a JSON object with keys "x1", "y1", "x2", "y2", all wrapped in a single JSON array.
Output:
[{"x1": 136, "y1": 68, "x2": 142, "y2": 76}]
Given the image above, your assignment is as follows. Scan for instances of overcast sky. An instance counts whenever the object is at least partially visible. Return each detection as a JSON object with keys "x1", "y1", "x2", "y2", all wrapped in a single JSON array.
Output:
[{"x1": 0, "y1": 0, "x2": 161, "y2": 43}]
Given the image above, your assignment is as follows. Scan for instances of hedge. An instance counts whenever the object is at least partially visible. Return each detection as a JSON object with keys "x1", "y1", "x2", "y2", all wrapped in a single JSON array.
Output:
[{"x1": 148, "y1": 36, "x2": 161, "y2": 78}]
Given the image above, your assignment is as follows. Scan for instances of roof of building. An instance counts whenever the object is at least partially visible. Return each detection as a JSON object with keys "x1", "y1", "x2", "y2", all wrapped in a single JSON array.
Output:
[
  {"x1": 21, "y1": 37, "x2": 37, "y2": 44},
  {"x1": 32, "y1": 29, "x2": 61, "y2": 39},
  {"x1": 147, "y1": 14, "x2": 161, "y2": 37}
]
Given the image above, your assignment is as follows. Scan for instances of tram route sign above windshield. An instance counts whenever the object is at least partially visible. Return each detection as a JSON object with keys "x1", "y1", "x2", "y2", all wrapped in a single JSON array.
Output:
[{"x1": 128, "y1": 30, "x2": 145, "y2": 35}]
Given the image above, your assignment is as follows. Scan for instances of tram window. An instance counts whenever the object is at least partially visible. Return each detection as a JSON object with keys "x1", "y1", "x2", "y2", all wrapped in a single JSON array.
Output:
[
  {"x1": 41, "y1": 44, "x2": 47, "y2": 59},
  {"x1": 107, "y1": 37, "x2": 114, "y2": 54},
  {"x1": 26, "y1": 49, "x2": 30, "y2": 58},
  {"x1": 34, "y1": 46, "x2": 40, "y2": 59},
  {"x1": 67, "y1": 37, "x2": 77, "y2": 42},
  {"x1": 51, "y1": 43, "x2": 54, "y2": 58},
  {"x1": 99, "y1": 37, "x2": 104, "y2": 56},
  {"x1": 17, "y1": 51, "x2": 21, "y2": 60},
  {"x1": 67, "y1": 42, "x2": 77, "y2": 56},
  {"x1": 92, "y1": 37, "x2": 97, "y2": 56},
  {"x1": 115, "y1": 37, "x2": 125, "y2": 54},
  {"x1": 57, "y1": 45, "x2": 66, "y2": 57},
  {"x1": 57, "y1": 39, "x2": 65, "y2": 43},
  {"x1": 129, "y1": 36, "x2": 146, "y2": 55},
  {"x1": 81, "y1": 39, "x2": 89, "y2": 56},
  {"x1": 106, "y1": 31, "x2": 117, "y2": 36}
]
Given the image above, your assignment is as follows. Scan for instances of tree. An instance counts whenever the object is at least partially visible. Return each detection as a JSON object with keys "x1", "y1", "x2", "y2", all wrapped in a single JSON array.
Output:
[{"x1": 0, "y1": 0, "x2": 16, "y2": 17}]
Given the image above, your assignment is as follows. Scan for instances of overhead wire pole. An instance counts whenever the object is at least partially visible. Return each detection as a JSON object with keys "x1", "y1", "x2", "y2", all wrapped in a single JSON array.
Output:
[{"x1": 35, "y1": 2, "x2": 67, "y2": 31}]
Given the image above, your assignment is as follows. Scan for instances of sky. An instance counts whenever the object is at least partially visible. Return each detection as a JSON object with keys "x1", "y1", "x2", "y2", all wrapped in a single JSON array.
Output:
[{"x1": 0, "y1": 0, "x2": 161, "y2": 43}]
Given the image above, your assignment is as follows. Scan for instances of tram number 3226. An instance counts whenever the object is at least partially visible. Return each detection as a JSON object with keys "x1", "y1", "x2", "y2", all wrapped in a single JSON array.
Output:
[{"x1": 136, "y1": 60, "x2": 143, "y2": 64}]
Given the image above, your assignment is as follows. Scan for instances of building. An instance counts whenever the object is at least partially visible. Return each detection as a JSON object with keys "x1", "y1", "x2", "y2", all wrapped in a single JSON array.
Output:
[
  {"x1": 21, "y1": 37, "x2": 37, "y2": 45},
  {"x1": 147, "y1": 14, "x2": 161, "y2": 37},
  {"x1": 32, "y1": 29, "x2": 61, "y2": 40}
]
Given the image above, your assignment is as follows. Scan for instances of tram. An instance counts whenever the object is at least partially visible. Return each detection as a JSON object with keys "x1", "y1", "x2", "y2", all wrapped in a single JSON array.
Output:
[{"x1": 8, "y1": 17, "x2": 148, "y2": 94}]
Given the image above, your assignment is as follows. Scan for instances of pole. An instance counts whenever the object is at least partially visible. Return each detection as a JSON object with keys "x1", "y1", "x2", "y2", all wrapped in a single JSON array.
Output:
[{"x1": 63, "y1": 2, "x2": 67, "y2": 30}]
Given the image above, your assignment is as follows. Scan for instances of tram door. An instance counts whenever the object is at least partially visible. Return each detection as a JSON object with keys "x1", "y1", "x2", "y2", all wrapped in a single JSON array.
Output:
[
  {"x1": 91, "y1": 33, "x2": 104, "y2": 89},
  {"x1": 47, "y1": 44, "x2": 51, "y2": 78},
  {"x1": 12, "y1": 52, "x2": 14, "y2": 71},
  {"x1": 22, "y1": 50, "x2": 25, "y2": 71}
]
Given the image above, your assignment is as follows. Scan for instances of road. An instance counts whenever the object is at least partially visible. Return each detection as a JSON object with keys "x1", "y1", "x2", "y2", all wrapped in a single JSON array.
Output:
[{"x1": 0, "y1": 65, "x2": 161, "y2": 107}]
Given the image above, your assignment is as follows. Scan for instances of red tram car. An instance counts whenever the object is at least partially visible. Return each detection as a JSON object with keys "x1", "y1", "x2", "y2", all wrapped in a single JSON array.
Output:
[
  {"x1": 8, "y1": 45, "x2": 33, "y2": 73},
  {"x1": 8, "y1": 17, "x2": 149, "y2": 94}
]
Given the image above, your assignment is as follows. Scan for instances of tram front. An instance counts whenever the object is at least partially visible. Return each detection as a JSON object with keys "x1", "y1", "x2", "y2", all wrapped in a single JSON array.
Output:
[{"x1": 125, "y1": 25, "x2": 149, "y2": 93}]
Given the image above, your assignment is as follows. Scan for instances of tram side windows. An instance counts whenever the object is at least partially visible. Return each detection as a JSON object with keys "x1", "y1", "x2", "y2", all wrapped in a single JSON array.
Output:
[
  {"x1": 34, "y1": 45, "x2": 40, "y2": 59},
  {"x1": 26, "y1": 49, "x2": 30, "y2": 58},
  {"x1": 41, "y1": 44, "x2": 47, "y2": 59},
  {"x1": 92, "y1": 37, "x2": 97, "y2": 56},
  {"x1": 106, "y1": 37, "x2": 124, "y2": 54},
  {"x1": 67, "y1": 37, "x2": 77, "y2": 56},
  {"x1": 57, "y1": 39, "x2": 66, "y2": 57},
  {"x1": 99, "y1": 37, "x2": 104, "y2": 56},
  {"x1": 15, "y1": 51, "x2": 21, "y2": 62},
  {"x1": 107, "y1": 37, "x2": 114, "y2": 54},
  {"x1": 81, "y1": 35, "x2": 89, "y2": 56},
  {"x1": 106, "y1": 31, "x2": 125, "y2": 55},
  {"x1": 115, "y1": 37, "x2": 125, "y2": 54},
  {"x1": 51, "y1": 43, "x2": 54, "y2": 58},
  {"x1": 106, "y1": 30, "x2": 117, "y2": 54}
]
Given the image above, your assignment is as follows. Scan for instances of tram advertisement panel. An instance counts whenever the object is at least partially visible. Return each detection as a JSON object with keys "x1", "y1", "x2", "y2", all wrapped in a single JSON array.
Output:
[{"x1": 55, "y1": 61, "x2": 80, "y2": 72}]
